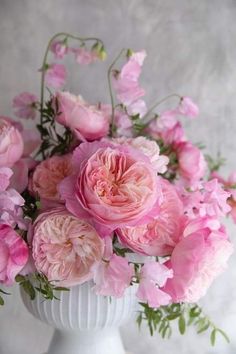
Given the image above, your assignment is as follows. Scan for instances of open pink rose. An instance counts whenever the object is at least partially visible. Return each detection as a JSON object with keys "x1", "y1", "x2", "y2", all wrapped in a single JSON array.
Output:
[
  {"x1": 92, "y1": 254, "x2": 134, "y2": 297},
  {"x1": 59, "y1": 141, "x2": 160, "y2": 236},
  {"x1": 55, "y1": 91, "x2": 110, "y2": 141},
  {"x1": 31, "y1": 155, "x2": 72, "y2": 202},
  {"x1": 0, "y1": 224, "x2": 29, "y2": 285},
  {"x1": 0, "y1": 117, "x2": 24, "y2": 168},
  {"x1": 117, "y1": 179, "x2": 185, "y2": 256},
  {"x1": 164, "y1": 222, "x2": 234, "y2": 303},
  {"x1": 32, "y1": 208, "x2": 104, "y2": 287}
]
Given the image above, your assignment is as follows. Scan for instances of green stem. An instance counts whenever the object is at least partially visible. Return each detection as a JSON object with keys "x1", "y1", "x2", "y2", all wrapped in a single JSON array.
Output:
[
  {"x1": 107, "y1": 48, "x2": 126, "y2": 137},
  {"x1": 143, "y1": 93, "x2": 182, "y2": 122},
  {"x1": 40, "y1": 32, "x2": 104, "y2": 126}
]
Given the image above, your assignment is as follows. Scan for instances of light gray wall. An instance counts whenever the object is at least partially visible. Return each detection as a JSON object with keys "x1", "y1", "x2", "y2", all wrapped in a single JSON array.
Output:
[{"x1": 0, "y1": 1, "x2": 236, "y2": 353}]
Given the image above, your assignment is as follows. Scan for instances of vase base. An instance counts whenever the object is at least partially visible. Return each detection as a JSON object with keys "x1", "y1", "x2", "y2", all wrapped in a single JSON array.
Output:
[{"x1": 47, "y1": 328, "x2": 128, "y2": 354}]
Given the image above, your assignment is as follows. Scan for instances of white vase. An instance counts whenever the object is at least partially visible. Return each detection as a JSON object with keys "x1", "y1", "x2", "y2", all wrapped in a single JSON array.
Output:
[{"x1": 21, "y1": 280, "x2": 138, "y2": 354}]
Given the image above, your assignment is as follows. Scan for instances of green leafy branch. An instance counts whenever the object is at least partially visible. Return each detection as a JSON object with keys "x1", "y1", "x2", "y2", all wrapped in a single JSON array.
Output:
[
  {"x1": 16, "y1": 273, "x2": 69, "y2": 301},
  {"x1": 137, "y1": 303, "x2": 229, "y2": 346},
  {"x1": 0, "y1": 289, "x2": 11, "y2": 306},
  {"x1": 205, "y1": 153, "x2": 226, "y2": 173}
]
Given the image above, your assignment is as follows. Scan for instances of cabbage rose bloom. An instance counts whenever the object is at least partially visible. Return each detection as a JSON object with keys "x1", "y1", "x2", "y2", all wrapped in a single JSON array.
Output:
[
  {"x1": 92, "y1": 254, "x2": 134, "y2": 297},
  {"x1": 164, "y1": 222, "x2": 234, "y2": 303},
  {"x1": 31, "y1": 155, "x2": 72, "y2": 202},
  {"x1": 12, "y1": 92, "x2": 38, "y2": 120},
  {"x1": 59, "y1": 141, "x2": 160, "y2": 236},
  {"x1": 136, "y1": 262, "x2": 173, "y2": 308},
  {"x1": 0, "y1": 117, "x2": 24, "y2": 168},
  {"x1": 0, "y1": 224, "x2": 29, "y2": 285},
  {"x1": 117, "y1": 179, "x2": 184, "y2": 256},
  {"x1": 45, "y1": 63, "x2": 66, "y2": 89},
  {"x1": 32, "y1": 209, "x2": 104, "y2": 287},
  {"x1": 55, "y1": 91, "x2": 110, "y2": 141}
]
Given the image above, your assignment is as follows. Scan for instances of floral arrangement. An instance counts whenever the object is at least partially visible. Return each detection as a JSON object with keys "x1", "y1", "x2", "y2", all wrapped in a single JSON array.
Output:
[{"x1": 0, "y1": 32, "x2": 235, "y2": 345}]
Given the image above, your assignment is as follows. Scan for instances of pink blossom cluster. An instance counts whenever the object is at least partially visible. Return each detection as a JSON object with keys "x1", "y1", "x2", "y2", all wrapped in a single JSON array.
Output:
[{"x1": 0, "y1": 38, "x2": 234, "y2": 316}]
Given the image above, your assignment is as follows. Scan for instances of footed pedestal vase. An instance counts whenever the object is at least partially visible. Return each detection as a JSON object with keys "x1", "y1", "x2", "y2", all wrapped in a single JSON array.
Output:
[{"x1": 21, "y1": 281, "x2": 137, "y2": 354}]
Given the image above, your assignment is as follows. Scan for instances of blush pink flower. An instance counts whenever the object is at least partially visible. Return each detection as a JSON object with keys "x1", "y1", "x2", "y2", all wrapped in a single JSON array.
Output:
[
  {"x1": 176, "y1": 96, "x2": 199, "y2": 118},
  {"x1": 50, "y1": 40, "x2": 68, "y2": 59},
  {"x1": 72, "y1": 47, "x2": 97, "y2": 65},
  {"x1": 59, "y1": 141, "x2": 159, "y2": 236},
  {"x1": 177, "y1": 142, "x2": 207, "y2": 183},
  {"x1": 45, "y1": 63, "x2": 66, "y2": 89},
  {"x1": 32, "y1": 209, "x2": 104, "y2": 287},
  {"x1": 55, "y1": 91, "x2": 110, "y2": 141},
  {"x1": 0, "y1": 224, "x2": 29, "y2": 285},
  {"x1": 113, "y1": 50, "x2": 146, "y2": 106},
  {"x1": 0, "y1": 117, "x2": 24, "y2": 168},
  {"x1": 117, "y1": 179, "x2": 185, "y2": 256},
  {"x1": 113, "y1": 136, "x2": 169, "y2": 173},
  {"x1": 12, "y1": 92, "x2": 38, "y2": 120},
  {"x1": 136, "y1": 262, "x2": 173, "y2": 308},
  {"x1": 31, "y1": 155, "x2": 72, "y2": 202},
  {"x1": 10, "y1": 158, "x2": 37, "y2": 194},
  {"x1": 164, "y1": 223, "x2": 234, "y2": 303},
  {"x1": 21, "y1": 129, "x2": 41, "y2": 157},
  {"x1": 0, "y1": 187, "x2": 25, "y2": 229},
  {"x1": 0, "y1": 168, "x2": 12, "y2": 192},
  {"x1": 92, "y1": 254, "x2": 134, "y2": 297}
]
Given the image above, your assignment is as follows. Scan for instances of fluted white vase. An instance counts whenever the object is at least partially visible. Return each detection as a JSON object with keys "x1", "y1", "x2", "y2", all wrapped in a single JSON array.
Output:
[{"x1": 21, "y1": 280, "x2": 138, "y2": 354}]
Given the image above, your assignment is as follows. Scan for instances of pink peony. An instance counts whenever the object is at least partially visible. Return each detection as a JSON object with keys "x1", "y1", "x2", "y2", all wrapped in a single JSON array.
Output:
[
  {"x1": 176, "y1": 96, "x2": 199, "y2": 118},
  {"x1": 50, "y1": 40, "x2": 68, "y2": 59},
  {"x1": 177, "y1": 142, "x2": 207, "y2": 183},
  {"x1": 31, "y1": 155, "x2": 72, "y2": 202},
  {"x1": 59, "y1": 141, "x2": 160, "y2": 236},
  {"x1": 117, "y1": 179, "x2": 185, "y2": 256},
  {"x1": 164, "y1": 222, "x2": 234, "y2": 303},
  {"x1": 136, "y1": 262, "x2": 173, "y2": 308},
  {"x1": 45, "y1": 63, "x2": 66, "y2": 89},
  {"x1": 0, "y1": 224, "x2": 29, "y2": 285},
  {"x1": 32, "y1": 208, "x2": 104, "y2": 287},
  {"x1": 0, "y1": 117, "x2": 24, "y2": 168},
  {"x1": 113, "y1": 50, "x2": 146, "y2": 106},
  {"x1": 55, "y1": 91, "x2": 110, "y2": 141},
  {"x1": 92, "y1": 254, "x2": 134, "y2": 297},
  {"x1": 12, "y1": 92, "x2": 38, "y2": 120}
]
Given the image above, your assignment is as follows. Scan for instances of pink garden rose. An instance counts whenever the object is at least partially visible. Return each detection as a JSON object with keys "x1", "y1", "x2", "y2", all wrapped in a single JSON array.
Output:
[
  {"x1": 0, "y1": 117, "x2": 24, "y2": 168},
  {"x1": 0, "y1": 224, "x2": 28, "y2": 285},
  {"x1": 55, "y1": 91, "x2": 110, "y2": 141},
  {"x1": 31, "y1": 155, "x2": 72, "y2": 202},
  {"x1": 92, "y1": 254, "x2": 134, "y2": 297},
  {"x1": 117, "y1": 179, "x2": 185, "y2": 256},
  {"x1": 136, "y1": 262, "x2": 173, "y2": 308},
  {"x1": 59, "y1": 141, "x2": 160, "y2": 236},
  {"x1": 45, "y1": 63, "x2": 66, "y2": 89},
  {"x1": 164, "y1": 221, "x2": 234, "y2": 303},
  {"x1": 12, "y1": 92, "x2": 38, "y2": 120},
  {"x1": 177, "y1": 142, "x2": 207, "y2": 183},
  {"x1": 32, "y1": 209, "x2": 104, "y2": 287}
]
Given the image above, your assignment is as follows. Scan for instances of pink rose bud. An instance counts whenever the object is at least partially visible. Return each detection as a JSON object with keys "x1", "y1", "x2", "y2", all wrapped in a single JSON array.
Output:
[{"x1": 0, "y1": 117, "x2": 24, "y2": 168}]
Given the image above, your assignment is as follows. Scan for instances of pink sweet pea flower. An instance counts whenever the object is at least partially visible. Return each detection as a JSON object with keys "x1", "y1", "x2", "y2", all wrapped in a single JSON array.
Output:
[
  {"x1": 0, "y1": 188, "x2": 25, "y2": 229},
  {"x1": 164, "y1": 221, "x2": 233, "y2": 303},
  {"x1": 92, "y1": 254, "x2": 134, "y2": 297},
  {"x1": 113, "y1": 50, "x2": 146, "y2": 107},
  {"x1": 45, "y1": 63, "x2": 66, "y2": 89},
  {"x1": 12, "y1": 92, "x2": 38, "y2": 120},
  {"x1": 54, "y1": 91, "x2": 110, "y2": 141},
  {"x1": 0, "y1": 117, "x2": 24, "y2": 168},
  {"x1": 59, "y1": 140, "x2": 160, "y2": 236},
  {"x1": 176, "y1": 96, "x2": 199, "y2": 118},
  {"x1": 72, "y1": 47, "x2": 97, "y2": 65},
  {"x1": 136, "y1": 262, "x2": 173, "y2": 308},
  {"x1": 50, "y1": 40, "x2": 68, "y2": 59},
  {"x1": 21, "y1": 129, "x2": 41, "y2": 157},
  {"x1": 0, "y1": 224, "x2": 29, "y2": 285}
]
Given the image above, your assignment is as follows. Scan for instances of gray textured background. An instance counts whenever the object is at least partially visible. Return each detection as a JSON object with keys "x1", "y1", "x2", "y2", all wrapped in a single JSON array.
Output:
[{"x1": 0, "y1": 0, "x2": 236, "y2": 353}]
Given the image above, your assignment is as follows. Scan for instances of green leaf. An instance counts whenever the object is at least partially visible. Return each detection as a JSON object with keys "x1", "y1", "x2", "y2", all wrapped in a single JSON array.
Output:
[
  {"x1": 216, "y1": 329, "x2": 230, "y2": 344},
  {"x1": 22, "y1": 280, "x2": 36, "y2": 300},
  {"x1": 178, "y1": 315, "x2": 186, "y2": 335},
  {"x1": 136, "y1": 313, "x2": 142, "y2": 330},
  {"x1": 54, "y1": 287, "x2": 70, "y2": 292},
  {"x1": 15, "y1": 275, "x2": 25, "y2": 283},
  {"x1": 0, "y1": 295, "x2": 4, "y2": 306},
  {"x1": 210, "y1": 329, "x2": 216, "y2": 346}
]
